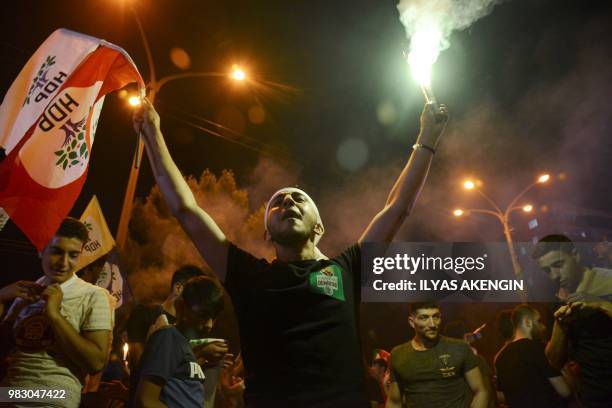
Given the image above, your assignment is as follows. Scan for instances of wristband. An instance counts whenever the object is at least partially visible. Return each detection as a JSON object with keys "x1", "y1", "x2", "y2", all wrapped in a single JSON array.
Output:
[{"x1": 412, "y1": 143, "x2": 435, "y2": 155}]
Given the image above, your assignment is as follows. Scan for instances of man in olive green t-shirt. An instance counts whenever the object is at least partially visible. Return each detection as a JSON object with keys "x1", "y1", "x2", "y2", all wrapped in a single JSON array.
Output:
[{"x1": 386, "y1": 302, "x2": 488, "y2": 408}]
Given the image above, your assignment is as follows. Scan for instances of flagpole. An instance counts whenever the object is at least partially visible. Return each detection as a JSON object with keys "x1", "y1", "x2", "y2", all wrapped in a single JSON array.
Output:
[
  {"x1": 115, "y1": 5, "x2": 158, "y2": 250},
  {"x1": 114, "y1": 6, "x2": 247, "y2": 250}
]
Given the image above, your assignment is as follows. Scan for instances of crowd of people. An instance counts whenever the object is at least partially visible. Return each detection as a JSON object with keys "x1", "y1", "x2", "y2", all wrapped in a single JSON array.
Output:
[{"x1": 0, "y1": 100, "x2": 610, "y2": 408}]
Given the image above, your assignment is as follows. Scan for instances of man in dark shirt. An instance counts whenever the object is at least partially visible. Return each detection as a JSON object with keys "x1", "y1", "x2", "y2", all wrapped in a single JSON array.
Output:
[
  {"x1": 546, "y1": 301, "x2": 612, "y2": 408},
  {"x1": 127, "y1": 266, "x2": 203, "y2": 367},
  {"x1": 533, "y1": 236, "x2": 612, "y2": 407},
  {"x1": 387, "y1": 302, "x2": 488, "y2": 408},
  {"x1": 134, "y1": 98, "x2": 448, "y2": 406},
  {"x1": 134, "y1": 276, "x2": 225, "y2": 408},
  {"x1": 126, "y1": 265, "x2": 229, "y2": 406},
  {"x1": 494, "y1": 304, "x2": 570, "y2": 408}
]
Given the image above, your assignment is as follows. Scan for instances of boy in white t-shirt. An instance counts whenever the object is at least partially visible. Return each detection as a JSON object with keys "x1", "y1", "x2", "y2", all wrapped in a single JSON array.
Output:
[{"x1": 0, "y1": 217, "x2": 113, "y2": 407}]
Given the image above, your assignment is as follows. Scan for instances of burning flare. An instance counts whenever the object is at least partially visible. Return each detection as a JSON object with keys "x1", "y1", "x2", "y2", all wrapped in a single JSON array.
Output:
[
  {"x1": 406, "y1": 20, "x2": 442, "y2": 103},
  {"x1": 397, "y1": 0, "x2": 504, "y2": 103}
]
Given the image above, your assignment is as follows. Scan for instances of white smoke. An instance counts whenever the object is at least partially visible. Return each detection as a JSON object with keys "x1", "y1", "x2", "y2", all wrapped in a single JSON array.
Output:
[{"x1": 398, "y1": 0, "x2": 505, "y2": 72}]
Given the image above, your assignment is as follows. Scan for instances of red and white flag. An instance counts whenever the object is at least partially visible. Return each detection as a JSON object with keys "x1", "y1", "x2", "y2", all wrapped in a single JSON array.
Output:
[{"x1": 0, "y1": 28, "x2": 144, "y2": 251}]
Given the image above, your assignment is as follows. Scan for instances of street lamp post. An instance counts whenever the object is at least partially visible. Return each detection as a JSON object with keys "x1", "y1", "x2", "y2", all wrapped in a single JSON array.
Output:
[
  {"x1": 115, "y1": 5, "x2": 246, "y2": 249},
  {"x1": 453, "y1": 174, "x2": 550, "y2": 300}
]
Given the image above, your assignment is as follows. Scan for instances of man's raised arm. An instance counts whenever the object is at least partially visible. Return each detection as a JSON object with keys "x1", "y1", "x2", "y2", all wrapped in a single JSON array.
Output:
[
  {"x1": 134, "y1": 99, "x2": 229, "y2": 280},
  {"x1": 359, "y1": 103, "x2": 448, "y2": 243}
]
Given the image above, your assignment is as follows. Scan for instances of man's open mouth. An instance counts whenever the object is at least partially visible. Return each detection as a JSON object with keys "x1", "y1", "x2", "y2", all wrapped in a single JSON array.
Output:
[{"x1": 282, "y1": 209, "x2": 302, "y2": 220}]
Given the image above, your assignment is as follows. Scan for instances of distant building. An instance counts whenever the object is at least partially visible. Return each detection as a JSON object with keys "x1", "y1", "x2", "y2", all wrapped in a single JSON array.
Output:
[{"x1": 521, "y1": 202, "x2": 612, "y2": 244}]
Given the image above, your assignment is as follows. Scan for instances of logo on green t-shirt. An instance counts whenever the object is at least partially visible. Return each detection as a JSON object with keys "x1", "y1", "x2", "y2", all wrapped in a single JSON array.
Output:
[
  {"x1": 438, "y1": 353, "x2": 456, "y2": 377},
  {"x1": 309, "y1": 264, "x2": 345, "y2": 301}
]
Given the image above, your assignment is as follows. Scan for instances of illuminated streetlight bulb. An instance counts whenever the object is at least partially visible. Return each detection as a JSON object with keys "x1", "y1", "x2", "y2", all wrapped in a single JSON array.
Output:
[
  {"x1": 230, "y1": 65, "x2": 246, "y2": 81},
  {"x1": 522, "y1": 204, "x2": 533, "y2": 213},
  {"x1": 453, "y1": 209, "x2": 464, "y2": 217},
  {"x1": 128, "y1": 95, "x2": 141, "y2": 107},
  {"x1": 463, "y1": 180, "x2": 475, "y2": 190},
  {"x1": 538, "y1": 174, "x2": 550, "y2": 183}
]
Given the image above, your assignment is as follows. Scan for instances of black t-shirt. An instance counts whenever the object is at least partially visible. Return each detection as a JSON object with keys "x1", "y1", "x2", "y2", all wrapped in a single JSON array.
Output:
[
  {"x1": 224, "y1": 243, "x2": 369, "y2": 407},
  {"x1": 566, "y1": 307, "x2": 612, "y2": 408},
  {"x1": 494, "y1": 338, "x2": 563, "y2": 408},
  {"x1": 390, "y1": 336, "x2": 480, "y2": 408},
  {"x1": 138, "y1": 326, "x2": 205, "y2": 408},
  {"x1": 126, "y1": 304, "x2": 177, "y2": 343},
  {"x1": 126, "y1": 304, "x2": 176, "y2": 405}
]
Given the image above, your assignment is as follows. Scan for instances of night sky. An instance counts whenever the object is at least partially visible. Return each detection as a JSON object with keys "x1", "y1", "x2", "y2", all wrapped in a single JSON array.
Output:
[{"x1": 2, "y1": 0, "x2": 612, "y2": 279}]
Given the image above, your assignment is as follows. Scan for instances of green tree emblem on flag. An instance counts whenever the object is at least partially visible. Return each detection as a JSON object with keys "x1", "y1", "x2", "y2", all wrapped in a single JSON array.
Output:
[
  {"x1": 23, "y1": 55, "x2": 56, "y2": 106},
  {"x1": 53, "y1": 112, "x2": 90, "y2": 170}
]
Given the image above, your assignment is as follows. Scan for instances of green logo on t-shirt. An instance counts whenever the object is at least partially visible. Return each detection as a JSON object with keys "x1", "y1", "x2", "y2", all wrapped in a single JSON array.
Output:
[{"x1": 309, "y1": 265, "x2": 345, "y2": 301}]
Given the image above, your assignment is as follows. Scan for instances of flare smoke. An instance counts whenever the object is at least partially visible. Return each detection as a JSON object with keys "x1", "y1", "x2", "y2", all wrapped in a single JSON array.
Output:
[{"x1": 398, "y1": 0, "x2": 505, "y2": 96}]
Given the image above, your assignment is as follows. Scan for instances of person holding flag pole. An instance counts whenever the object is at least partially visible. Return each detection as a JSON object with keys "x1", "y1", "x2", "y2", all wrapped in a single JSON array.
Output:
[{"x1": 133, "y1": 81, "x2": 448, "y2": 405}]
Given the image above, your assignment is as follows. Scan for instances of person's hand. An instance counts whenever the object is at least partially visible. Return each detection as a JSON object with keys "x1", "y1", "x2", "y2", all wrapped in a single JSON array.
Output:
[
  {"x1": 42, "y1": 284, "x2": 63, "y2": 319},
  {"x1": 219, "y1": 353, "x2": 235, "y2": 369},
  {"x1": 220, "y1": 358, "x2": 245, "y2": 397},
  {"x1": 567, "y1": 300, "x2": 612, "y2": 316},
  {"x1": 193, "y1": 341, "x2": 229, "y2": 365},
  {"x1": 554, "y1": 300, "x2": 598, "y2": 328},
  {"x1": 417, "y1": 102, "x2": 449, "y2": 149},
  {"x1": 222, "y1": 376, "x2": 245, "y2": 397},
  {"x1": 132, "y1": 98, "x2": 160, "y2": 137},
  {"x1": 0, "y1": 281, "x2": 44, "y2": 303}
]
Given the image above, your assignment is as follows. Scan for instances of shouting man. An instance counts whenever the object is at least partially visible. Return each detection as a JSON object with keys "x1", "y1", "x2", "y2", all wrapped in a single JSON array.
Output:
[{"x1": 134, "y1": 99, "x2": 448, "y2": 407}]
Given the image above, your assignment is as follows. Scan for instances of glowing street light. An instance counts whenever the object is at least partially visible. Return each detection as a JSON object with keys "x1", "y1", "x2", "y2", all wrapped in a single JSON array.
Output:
[
  {"x1": 538, "y1": 174, "x2": 550, "y2": 183},
  {"x1": 452, "y1": 173, "x2": 552, "y2": 300},
  {"x1": 230, "y1": 65, "x2": 246, "y2": 81},
  {"x1": 463, "y1": 180, "x2": 475, "y2": 190},
  {"x1": 114, "y1": 2, "x2": 249, "y2": 250},
  {"x1": 128, "y1": 95, "x2": 141, "y2": 107}
]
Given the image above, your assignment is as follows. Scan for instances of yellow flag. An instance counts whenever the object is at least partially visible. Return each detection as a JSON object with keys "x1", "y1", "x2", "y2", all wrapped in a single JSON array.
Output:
[{"x1": 76, "y1": 195, "x2": 115, "y2": 271}]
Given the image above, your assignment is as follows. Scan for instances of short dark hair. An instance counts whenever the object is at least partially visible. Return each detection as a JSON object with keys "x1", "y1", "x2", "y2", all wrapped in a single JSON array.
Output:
[
  {"x1": 171, "y1": 264, "x2": 206, "y2": 290},
  {"x1": 511, "y1": 304, "x2": 537, "y2": 328},
  {"x1": 181, "y1": 276, "x2": 225, "y2": 319},
  {"x1": 496, "y1": 309, "x2": 514, "y2": 340},
  {"x1": 409, "y1": 302, "x2": 439, "y2": 316},
  {"x1": 56, "y1": 217, "x2": 89, "y2": 244},
  {"x1": 532, "y1": 234, "x2": 575, "y2": 260}
]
